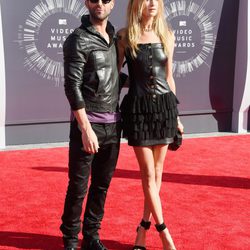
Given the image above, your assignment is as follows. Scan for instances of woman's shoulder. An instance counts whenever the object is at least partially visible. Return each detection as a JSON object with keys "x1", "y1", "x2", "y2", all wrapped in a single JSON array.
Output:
[
  {"x1": 116, "y1": 28, "x2": 127, "y2": 48},
  {"x1": 117, "y1": 28, "x2": 127, "y2": 40}
]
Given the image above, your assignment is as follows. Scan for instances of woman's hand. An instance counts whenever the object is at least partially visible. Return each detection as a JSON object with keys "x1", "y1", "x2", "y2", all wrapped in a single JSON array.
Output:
[{"x1": 177, "y1": 117, "x2": 184, "y2": 134}]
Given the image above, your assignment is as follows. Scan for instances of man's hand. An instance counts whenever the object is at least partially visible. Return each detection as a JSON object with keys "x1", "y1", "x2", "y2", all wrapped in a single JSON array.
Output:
[
  {"x1": 81, "y1": 126, "x2": 99, "y2": 154},
  {"x1": 73, "y1": 108, "x2": 99, "y2": 154}
]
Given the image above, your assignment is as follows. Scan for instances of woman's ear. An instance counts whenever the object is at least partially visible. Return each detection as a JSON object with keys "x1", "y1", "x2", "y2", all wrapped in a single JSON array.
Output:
[{"x1": 110, "y1": 0, "x2": 115, "y2": 10}]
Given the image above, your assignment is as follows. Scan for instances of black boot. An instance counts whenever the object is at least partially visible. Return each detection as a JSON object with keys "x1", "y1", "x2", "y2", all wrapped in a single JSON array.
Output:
[
  {"x1": 63, "y1": 234, "x2": 78, "y2": 250},
  {"x1": 81, "y1": 239, "x2": 108, "y2": 250}
]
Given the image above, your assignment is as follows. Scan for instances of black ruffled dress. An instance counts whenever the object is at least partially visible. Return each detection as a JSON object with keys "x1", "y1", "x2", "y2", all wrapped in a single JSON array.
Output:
[{"x1": 121, "y1": 43, "x2": 179, "y2": 146}]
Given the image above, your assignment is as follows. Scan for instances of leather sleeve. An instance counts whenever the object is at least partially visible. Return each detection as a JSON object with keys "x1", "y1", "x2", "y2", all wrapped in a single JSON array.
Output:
[{"x1": 63, "y1": 33, "x2": 87, "y2": 111}]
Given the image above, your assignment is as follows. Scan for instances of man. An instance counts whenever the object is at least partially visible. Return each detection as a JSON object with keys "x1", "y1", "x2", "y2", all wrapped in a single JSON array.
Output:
[{"x1": 60, "y1": 0, "x2": 120, "y2": 249}]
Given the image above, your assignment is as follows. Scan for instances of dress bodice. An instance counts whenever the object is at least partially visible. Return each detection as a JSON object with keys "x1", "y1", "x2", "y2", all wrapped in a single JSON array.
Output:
[{"x1": 125, "y1": 43, "x2": 171, "y2": 97}]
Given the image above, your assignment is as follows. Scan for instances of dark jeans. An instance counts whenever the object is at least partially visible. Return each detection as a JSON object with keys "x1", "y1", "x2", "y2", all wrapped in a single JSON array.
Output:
[{"x1": 60, "y1": 119, "x2": 121, "y2": 247}]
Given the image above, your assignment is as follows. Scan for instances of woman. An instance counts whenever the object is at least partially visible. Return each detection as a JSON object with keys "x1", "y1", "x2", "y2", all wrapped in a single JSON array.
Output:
[{"x1": 117, "y1": 0, "x2": 184, "y2": 250}]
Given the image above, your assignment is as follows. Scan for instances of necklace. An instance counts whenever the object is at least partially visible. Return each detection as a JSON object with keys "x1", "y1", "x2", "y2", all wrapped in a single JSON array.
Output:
[{"x1": 143, "y1": 27, "x2": 153, "y2": 32}]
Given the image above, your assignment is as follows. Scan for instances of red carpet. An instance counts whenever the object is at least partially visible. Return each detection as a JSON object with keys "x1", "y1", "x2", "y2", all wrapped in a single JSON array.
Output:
[{"x1": 0, "y1": 135, "x2": 250, "y2": 250}]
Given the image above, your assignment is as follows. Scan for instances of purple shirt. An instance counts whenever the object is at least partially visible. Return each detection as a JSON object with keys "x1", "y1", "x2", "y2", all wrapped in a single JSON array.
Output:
[{"x1": 86, "y1": 111, "x2": 121, "y2": 123}]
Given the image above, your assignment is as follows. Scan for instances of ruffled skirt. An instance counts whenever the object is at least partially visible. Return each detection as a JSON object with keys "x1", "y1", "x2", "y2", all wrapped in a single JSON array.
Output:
[{"x1": 120, "y1": 92, "x2": 179, "y2": 146}]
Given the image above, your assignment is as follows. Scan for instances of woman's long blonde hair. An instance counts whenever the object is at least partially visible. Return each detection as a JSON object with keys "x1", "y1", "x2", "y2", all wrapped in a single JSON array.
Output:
[{"x1": 126, "y1": 0, "x2": 174, "y2": 58}]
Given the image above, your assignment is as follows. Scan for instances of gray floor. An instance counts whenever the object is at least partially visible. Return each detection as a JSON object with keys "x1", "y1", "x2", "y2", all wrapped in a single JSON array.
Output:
[{"x1": 1, "y1": 132, "x2": 249, "y2": 151}]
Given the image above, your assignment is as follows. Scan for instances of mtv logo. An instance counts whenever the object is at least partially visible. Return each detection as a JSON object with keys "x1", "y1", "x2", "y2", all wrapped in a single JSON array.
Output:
[
  {"x1": 179, "y1": 21, "x2": 186, "y2": 27},
  {"x1": 59, "y1": 19, "x2": 67, "y2": 25}
]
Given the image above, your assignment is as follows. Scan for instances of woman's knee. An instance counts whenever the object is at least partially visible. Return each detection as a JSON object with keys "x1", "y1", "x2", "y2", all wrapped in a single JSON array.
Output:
[
  {"x1": 141, "y1": 168, "x2": 156, "y2": 187},
  {"x1": 155, "y1": 163, "x2": 164, "y2": 176}
]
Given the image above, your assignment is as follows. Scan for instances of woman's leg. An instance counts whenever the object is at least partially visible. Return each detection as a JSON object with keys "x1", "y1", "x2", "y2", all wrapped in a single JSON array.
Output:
[
  {"x1": 153, "y1": 145, "x2": 176, "y2": 250},
  {"x1": 152, "y1": 144, "x2": 168, "y2": 189},
  {"x1": 133, "y1": 145, "x2": 176, "y2": 250},
  {"x1": 141, "y1": 144, "x2": 168, "y2": 219},
  {"x1": 134, "y1": 145, "x2": 167, "y2": 248},
  {"x1": 134, "y1": 145, "x2": 168, "y2": 221},
  {"x1": 133, "y1": 146, "x2": 164, "y2": 248}
]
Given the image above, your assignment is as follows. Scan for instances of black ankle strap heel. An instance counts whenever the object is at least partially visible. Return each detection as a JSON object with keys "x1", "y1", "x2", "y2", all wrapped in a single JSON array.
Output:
[
  {"x1": 155, "y1": 222, "x2": 166, "y2": 232},
  {"x1": 133, "y1": 220, "x2": 151, "y2": 250},
  {"x1": 155, "y1": 223, "x2": 176, "y2": 250}
]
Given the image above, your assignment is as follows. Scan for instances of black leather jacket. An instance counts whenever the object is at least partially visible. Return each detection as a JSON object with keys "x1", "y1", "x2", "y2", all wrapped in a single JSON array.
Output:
[{"x1": 64, "y1": 15, "x2": 119, "y2": 112}]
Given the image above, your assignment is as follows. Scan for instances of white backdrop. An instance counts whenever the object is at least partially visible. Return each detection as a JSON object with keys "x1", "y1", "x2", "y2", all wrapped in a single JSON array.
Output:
[{"x1": 232, "y1": 0, "x2": 250, "y2": 133}]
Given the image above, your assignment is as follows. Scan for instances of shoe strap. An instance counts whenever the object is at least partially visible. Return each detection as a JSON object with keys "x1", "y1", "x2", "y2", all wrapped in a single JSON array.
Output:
[
  {"x1": 140, "y1": 219, "x2": 151, "y2": 230},
  {"x1": 155, "y1": 222, "x2": 166, "y2": 232},
  {"x1": 133, "y1": 246, "x2": 146, "y2": 250}
]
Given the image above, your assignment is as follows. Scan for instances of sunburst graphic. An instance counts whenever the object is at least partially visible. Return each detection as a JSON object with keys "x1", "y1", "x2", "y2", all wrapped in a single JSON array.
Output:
[
  {"x1": 15, "y1": 0, "x2": 88, "y2": 85},
  {"x1": 165, "y1": 0, "x2": 217, "y2": 77}
]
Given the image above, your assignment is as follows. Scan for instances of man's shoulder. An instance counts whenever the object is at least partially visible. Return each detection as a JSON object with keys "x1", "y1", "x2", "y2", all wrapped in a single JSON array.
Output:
[
  {"x1": 63, "y1": 27, "x2": 88, "y2": 52},
  {"x1": 69, "y1": 26, "x2": 87, "y2": 39},
  {"x1": 64, "y1": 27, "x2": 88, "y2": 45}
]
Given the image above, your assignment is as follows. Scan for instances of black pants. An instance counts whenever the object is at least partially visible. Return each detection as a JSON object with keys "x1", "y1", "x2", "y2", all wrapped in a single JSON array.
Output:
[{"x1": 60, "y1": 119, "x2": 121, "y2": 247}]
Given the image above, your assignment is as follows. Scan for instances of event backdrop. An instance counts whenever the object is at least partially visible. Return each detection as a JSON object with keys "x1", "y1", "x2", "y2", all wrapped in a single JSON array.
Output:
[{"x1": 0, "y1": 0, "x2": 240, "y2": 145}]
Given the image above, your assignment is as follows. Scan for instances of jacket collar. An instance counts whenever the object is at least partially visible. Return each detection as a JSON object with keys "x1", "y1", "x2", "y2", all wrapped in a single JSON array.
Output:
[{"x1": 80, "y1": 15, "x2": 115, "y2": 39}]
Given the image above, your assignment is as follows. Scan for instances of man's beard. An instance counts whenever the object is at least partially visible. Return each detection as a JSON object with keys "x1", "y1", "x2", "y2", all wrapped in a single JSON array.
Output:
[{"x1": 89, "y1": 9, "x2": 110, "y2": 22}]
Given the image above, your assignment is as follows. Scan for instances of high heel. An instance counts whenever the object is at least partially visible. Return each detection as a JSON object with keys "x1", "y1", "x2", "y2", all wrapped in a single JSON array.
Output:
[
  {"x1": 155, "y1": 222, "x2": 176, "y2": 250},
  {"x1": 132, "y1": 219, "x2": 151, "y2": 250}
]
